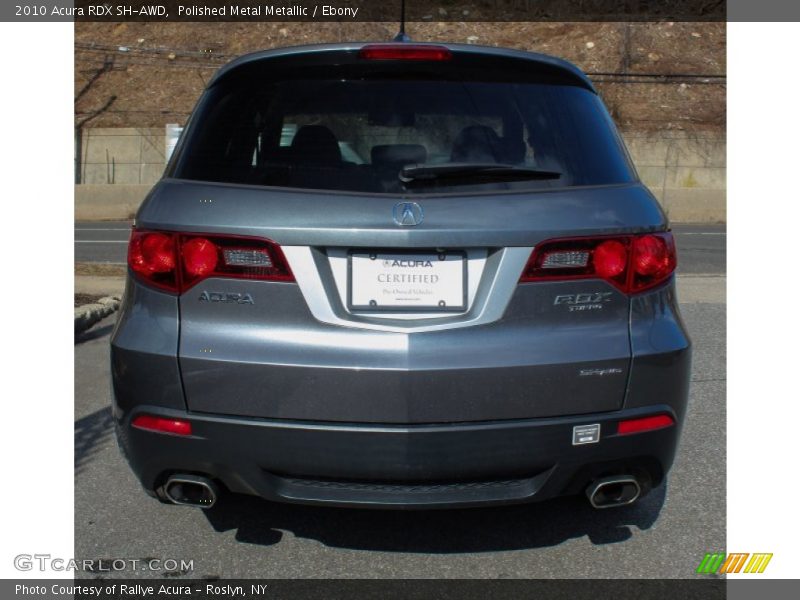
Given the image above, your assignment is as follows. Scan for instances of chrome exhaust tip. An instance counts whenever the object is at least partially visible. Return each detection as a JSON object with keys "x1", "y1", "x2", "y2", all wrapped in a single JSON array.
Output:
[
  {"x1": 164, "y1": 474, "x2": 218, "y2": 509},
  {"x1": 586, "y1": 476, "x2": 641, "y2": 509}
]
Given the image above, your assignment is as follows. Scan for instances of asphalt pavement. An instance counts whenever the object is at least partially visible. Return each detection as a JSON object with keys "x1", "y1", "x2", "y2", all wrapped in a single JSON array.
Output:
[
  {"x1": 74, "y1": 227, "x2": 725, "y2": 579},
  {"x1": 74, "y1": 221, "x2": 130, "y2": 263}
]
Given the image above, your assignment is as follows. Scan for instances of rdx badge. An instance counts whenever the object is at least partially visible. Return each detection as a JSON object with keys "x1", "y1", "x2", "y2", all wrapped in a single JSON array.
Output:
[
  {"x1": 554, "y1": 292, "x2": 613, "y2": 312},
  {"x1": 199, "y1": 291, "x2": 255, "y2": 305}
]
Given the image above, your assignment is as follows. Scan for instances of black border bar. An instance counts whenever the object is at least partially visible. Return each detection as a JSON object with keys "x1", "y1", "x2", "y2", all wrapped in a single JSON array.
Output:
[
  {"x1": 4, "y1": 579, "x2": 730, "y2": 599},
  {"x1": 7, "y1": 578, "x2": 800, "y2": 599},
  {"x1": 8, "y1": 1, "x2": 800, "y2": 22},
  {"x1": 3, "y1": 1, "x2": 732, "y2": 23}
]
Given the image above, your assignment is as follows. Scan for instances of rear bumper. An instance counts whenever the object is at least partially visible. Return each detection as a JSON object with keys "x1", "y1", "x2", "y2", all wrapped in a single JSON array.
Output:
[
  {"x1": 116, "y1": 404, "x2": 681, "y2": 509},
  {"x1": 111, "y1": 269, "x2": 690, "y2": 508}
]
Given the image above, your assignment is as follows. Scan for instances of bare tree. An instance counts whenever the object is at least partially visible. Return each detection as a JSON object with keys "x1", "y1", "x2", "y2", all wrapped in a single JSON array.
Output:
[{"x1": 75, "y1": 55, "x2": 117, "y2": 183}]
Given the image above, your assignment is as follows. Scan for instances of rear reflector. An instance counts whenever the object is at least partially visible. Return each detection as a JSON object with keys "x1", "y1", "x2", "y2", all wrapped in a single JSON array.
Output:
[
  {"x1": 359, "y1": 44, "x2": 452, "y2": 61},
  {"x1": 132, "y1": 415, "x2": 192, "y2": 436},
  {"x1": 617, "y1": 414, "x2": 675, "y2": 436}
]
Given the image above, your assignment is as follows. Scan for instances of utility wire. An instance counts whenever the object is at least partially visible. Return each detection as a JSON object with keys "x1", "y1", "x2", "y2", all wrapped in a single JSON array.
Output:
[
  {"x1": 74, "y1": 56, "x2": 727, "y2": 82},
  {"x1": 74, "y1": 42, "x2": 727, "y2": 81}
]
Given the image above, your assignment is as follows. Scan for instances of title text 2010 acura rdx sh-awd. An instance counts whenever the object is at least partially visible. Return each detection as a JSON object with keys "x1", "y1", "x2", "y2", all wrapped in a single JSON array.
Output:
[{"x1": 111, "y1": 42, "x2": 690, "y2": 510}]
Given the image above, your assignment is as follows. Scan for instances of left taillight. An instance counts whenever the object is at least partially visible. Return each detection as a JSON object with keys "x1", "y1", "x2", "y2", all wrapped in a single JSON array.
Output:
[
  {"x1": 128, "y1": 230, "x2": 179, "y2": 292},
  {"x1": 127, "y1": 229, "x2": 294, "y2": 294},
  {"x1": 520, "y1": 232, "x2": 676, "y2": 294}
]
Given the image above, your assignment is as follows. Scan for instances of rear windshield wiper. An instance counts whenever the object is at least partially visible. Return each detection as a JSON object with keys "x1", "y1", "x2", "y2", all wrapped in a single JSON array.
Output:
[{"x1": 399, "y1": 163, "x2": 562, "y2": 186}]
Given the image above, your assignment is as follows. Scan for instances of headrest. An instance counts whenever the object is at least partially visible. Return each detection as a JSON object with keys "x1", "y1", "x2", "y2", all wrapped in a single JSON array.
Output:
[
  {"x1": 290, "y1": 125, "x2": 342, "y2": 165},
  {"x1": 451, "y1": 125, "x2": 502, "y2": 163},
  {"x1": 371, "y1": 144, "x2": 427, "y2": 167}
]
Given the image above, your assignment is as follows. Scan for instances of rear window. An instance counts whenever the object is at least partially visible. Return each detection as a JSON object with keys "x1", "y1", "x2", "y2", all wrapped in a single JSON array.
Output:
[{"x1": 173, "y1": 74, "x2": 635, "y2": 194}]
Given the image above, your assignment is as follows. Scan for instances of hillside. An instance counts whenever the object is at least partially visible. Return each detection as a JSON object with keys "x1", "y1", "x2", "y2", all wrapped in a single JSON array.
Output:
[{"x1": 75, "y1": 21, "x2": 725, "y2": 132}]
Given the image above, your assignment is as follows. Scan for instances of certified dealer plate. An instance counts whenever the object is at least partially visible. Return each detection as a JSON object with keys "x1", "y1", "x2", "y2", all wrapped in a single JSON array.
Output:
[{"x1": 348, "y1": 251, "x2": 467, "y2": 311}]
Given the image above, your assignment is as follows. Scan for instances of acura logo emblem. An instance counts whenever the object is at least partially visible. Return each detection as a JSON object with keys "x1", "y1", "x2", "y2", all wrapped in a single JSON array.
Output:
[{"x1": 393, "y1": 202, "x2": 424, "y2": 227}]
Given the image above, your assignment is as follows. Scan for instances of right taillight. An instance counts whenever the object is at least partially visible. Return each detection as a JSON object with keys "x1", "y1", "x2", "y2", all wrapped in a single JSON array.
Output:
[
  {"x1": 127, "y1": 229, "x2": 294, "y2": 293},
  {"x1": 520, "y1": 232, "x2": 676, "y2": 294},
  {"x1": 630, "y1": 234, "x2": 676, "y2": 292}
]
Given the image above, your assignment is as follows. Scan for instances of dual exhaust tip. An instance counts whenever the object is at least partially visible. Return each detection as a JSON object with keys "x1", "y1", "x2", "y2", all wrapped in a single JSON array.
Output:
[
  {"x1": 164, "y1": 474, "x2": 218, "y2": 509},
  {"x1": 586, "y1": 476, "x2": 641, "y2": 509}
]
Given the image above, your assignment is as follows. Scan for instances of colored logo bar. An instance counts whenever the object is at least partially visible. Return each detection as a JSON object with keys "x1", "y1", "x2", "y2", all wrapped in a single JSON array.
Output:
[{"x1": 697, "y1": 552, "x2": 773, "y2": 574}]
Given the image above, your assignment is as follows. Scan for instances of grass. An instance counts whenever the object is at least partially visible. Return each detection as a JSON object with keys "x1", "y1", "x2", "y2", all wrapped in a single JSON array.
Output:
[{"x1": 75, "y1": 262, "x2": 127, "y2": 277}]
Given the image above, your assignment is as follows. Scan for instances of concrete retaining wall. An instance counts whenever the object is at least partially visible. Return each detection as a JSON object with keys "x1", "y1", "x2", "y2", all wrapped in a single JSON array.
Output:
[
  {"x1": 77, "y1": 127, "x2": 166, "y2": 185},
  {"x1": 74, "y1": 129, "x2": 726, "y2": 222},
  {"x1": 626, "y1": 131, "x2": 726, "y2": 223},
  {"x1": 75, "y1": 184, "x2": 150, "y2": 220}
]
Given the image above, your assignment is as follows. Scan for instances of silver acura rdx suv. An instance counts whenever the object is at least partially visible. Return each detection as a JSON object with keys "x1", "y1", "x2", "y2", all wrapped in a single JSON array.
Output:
[{"x1": 111, "y1": 42, "x2": 690, "y2": 510}]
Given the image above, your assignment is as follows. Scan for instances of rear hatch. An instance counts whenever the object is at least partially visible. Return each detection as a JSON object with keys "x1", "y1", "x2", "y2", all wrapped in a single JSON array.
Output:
[{"x1": 140, "y1": 43, "x2": 665, "y2": 424}]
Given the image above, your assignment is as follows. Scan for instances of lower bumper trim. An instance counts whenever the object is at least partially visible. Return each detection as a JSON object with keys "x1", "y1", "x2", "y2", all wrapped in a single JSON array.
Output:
[
  {"x1": 274, "y1": 469, "x2": 554, "y2": 507},
  {"x1": 116, "y1": 405, "x2": 681, "y2": 509}
]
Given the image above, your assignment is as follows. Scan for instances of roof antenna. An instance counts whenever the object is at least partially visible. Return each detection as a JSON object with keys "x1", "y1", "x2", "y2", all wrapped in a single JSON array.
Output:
[{"x1": 393, "y1": 0, "x2": 411, "y2": 42}]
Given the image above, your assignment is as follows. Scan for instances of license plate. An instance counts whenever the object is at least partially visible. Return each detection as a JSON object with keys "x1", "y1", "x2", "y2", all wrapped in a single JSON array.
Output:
[{"x1": 348, "y1": 251, "x2": 467, "y2": 311}]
